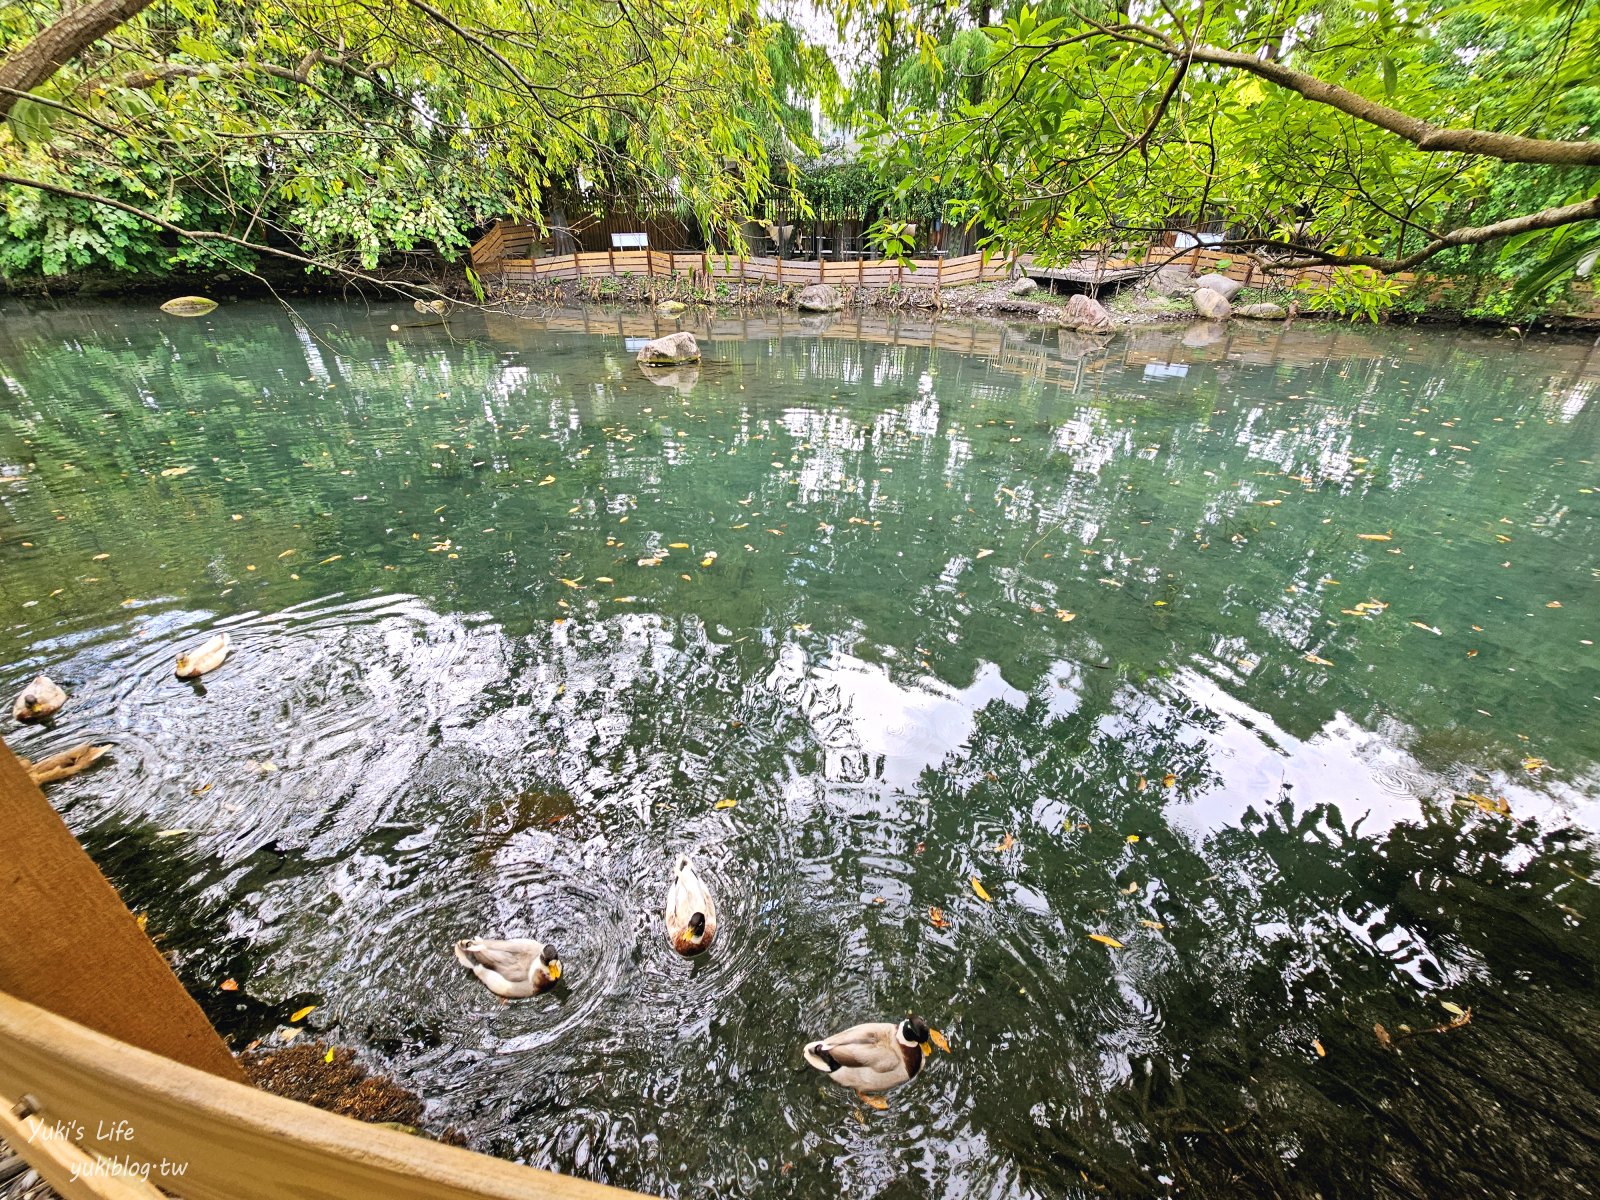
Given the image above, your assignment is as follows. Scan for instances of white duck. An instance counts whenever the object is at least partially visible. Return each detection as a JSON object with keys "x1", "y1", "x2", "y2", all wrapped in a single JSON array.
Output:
[
  {"x1": 453, "y1": 937, "x2": 562, "y2": 999},
  {"x1": 664, "y1": 854, "x2": 717, "y2": 956},
  {"x1": 175, "y1": 632, "x2": 229, "y2": 678}
]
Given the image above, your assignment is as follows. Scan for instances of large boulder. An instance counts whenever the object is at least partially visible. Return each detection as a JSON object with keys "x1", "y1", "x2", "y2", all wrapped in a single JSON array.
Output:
[
  {"x1": 796, "y1": 283, "x2": 844, "y2": 312},
  {"x1": 1008, "y1": 276, "x2": 1039, "y2": 297},
  {"x1": 656, "y1": 299, "x2": 687, "y2": 317},
  {"x1": 1192, "y1": 287, "x2": 1232, "y2": 320},
  {"x1": 1056, "y1": 293, "x2": 1114, "y2": 331},
  {"x1": 1235, "y1": 301, "x2": 1287, "y2": 320},
  {"x1": 1193, "y1": 272, "x2": 1243, "y2": 301},
  {"x1": 1146, "y1": 266, "x2": 1195, "y2": 297},
  {"x1": 636, "y1": 331, "x2": 701, "y2": 366}
]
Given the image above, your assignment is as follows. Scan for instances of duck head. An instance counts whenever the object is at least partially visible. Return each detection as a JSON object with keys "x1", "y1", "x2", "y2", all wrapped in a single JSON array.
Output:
[
  {"x1": 540, "y1": 943, "x2": 562, "y2": 982},
  {"x1": 899, "y1": 1016, "x2": 932, "y2": 1056}
]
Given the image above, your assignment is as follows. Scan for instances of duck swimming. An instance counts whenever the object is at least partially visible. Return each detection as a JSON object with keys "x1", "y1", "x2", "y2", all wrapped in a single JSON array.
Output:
[
  {"x1": 453, "y1": 937, "x2": 562, "y2": 999},
  {"x1": 12, "y1": 675, "x2": 66, "y2": 721},
  {"x1": 664, "y1": 854, "x2": 717, "y2": 956},
  {"x1": 175, "y1": 632, "x2": 229, "y2": 678},
  {"x1": 803, "y1": 1016, "x2": 933, "y2": 1103}
]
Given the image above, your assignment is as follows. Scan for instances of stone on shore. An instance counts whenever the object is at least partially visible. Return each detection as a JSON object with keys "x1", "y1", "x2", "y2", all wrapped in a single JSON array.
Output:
[
  {"x1": 1056, "y1": 293, "x2": 1114, "y2": 331},
  {"x1": 637, "y1": 331, "x2": 701, "y2": 365},
  {"x1": 1008, "y1": 276, "x2": 1039, "y2": 296},
  {"x1": 1235, "y1": 301, "x2": 1287, "y2": 319},
  {"x1": 795, "y1": 283, "x2": 844, "y2": 312},
  {"x1": 1193, "y1": 272, "x2": 1243, "y2": 301},
  {"x1": 1192, "y1": 287, "x2": 1232, "y2": 320}
]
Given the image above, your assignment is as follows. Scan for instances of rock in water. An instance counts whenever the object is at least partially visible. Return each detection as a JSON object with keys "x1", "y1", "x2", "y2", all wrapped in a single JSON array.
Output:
[
  {"x1": 795, "y1": 284, "x2": 843, "y2": 313},
  {"x1": 413, "y1": 298, "x2": 449, "y2": 316},
  {"x1": 636, "y1": 331, "x2": 701, "y2": 366},
  {"x1": 656, "y1": 299, "x2": 687, "y2": 317},
  {"x1": 1056, "y1": 293, "x2": 1114, "y2": 331},
  {"x1": 1007, "y1": 276, "x2": 1039, "y2": 297},
  {"x1": 1235, "y1": 301, "x2": 1288, "y2": 319},
  {"x1": 1193, "y1": 272, "x2": 1243, "y2": 301},
  {"x1": 159, "y1": 296, "x2": 219, "y2": 317},
  {"x1": 12, "y1": 674, "x2": 67, "y2": 721},
  {"x1": 1193, "y1": 287, "x2": 1233, "y2": 320}
]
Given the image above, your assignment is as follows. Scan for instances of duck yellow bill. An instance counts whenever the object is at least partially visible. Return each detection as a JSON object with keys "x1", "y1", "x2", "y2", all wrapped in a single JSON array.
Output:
[
  {"x1": 921, "y1": 1041, "x2": 933, "y2": 1055},
  {"x1": 548, "y1": 962, "x2": 562, "y2": 981}
]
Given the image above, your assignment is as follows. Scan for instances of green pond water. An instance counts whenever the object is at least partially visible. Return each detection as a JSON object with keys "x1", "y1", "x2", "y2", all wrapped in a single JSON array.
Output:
[{"x1": 2, "y1": 299, "x2": 1599, "y2": 1198}]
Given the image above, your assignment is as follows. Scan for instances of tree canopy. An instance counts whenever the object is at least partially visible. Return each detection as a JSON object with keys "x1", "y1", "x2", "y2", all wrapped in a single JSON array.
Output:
[
  {"x1": 0, "y1": 0, "x2": 807, "y2": 283},
  {"x1": 858, "y1": 0, "x2": 1600, "y2": 291}
]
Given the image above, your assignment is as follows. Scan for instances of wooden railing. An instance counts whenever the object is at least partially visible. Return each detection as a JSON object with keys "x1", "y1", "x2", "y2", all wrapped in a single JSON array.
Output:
[{"x1": 0, "y1": 990, "x2": 646, "y2": 1200}]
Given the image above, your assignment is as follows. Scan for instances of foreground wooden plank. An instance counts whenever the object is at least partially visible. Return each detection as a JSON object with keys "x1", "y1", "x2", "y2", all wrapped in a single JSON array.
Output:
[
  {"x1": 0, "y1": 991, "x2": 648, "y2": 1200},
  {"x1": 0, "y1": 738, "x2": 244, "y2": 1082}
]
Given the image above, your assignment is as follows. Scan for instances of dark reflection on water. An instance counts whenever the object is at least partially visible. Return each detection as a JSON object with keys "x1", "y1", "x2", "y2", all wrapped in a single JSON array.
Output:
[{"x1": 2, "y1": 300, "x2": 1599, "y2": 1198}]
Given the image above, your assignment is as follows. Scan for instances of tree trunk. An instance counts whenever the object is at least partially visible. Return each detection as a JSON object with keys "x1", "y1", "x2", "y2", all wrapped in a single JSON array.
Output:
[{"x1": 0, "y1": 0, "x2": 155, "y2": 121}]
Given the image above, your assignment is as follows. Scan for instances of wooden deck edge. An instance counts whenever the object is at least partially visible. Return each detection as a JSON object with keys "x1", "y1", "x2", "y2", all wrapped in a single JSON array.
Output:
[{"x1": 0, "y1": 991, "x2": 649, "y2": 1200}]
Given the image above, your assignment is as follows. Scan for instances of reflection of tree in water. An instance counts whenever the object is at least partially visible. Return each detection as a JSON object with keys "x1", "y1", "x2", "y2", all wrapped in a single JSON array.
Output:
[{"x1": 924, "y1": 685, "x2": 1600, "y2": 1198}]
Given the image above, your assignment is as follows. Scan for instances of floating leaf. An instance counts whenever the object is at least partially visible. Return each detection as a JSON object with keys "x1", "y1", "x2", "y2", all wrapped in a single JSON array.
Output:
[
  {"x1": 1121, "y1": 880, "x2": 1140, "y2": 894},
  {"x1": 669, "y1": 542, "x2": 690, "y2": 549},
  {"x1": 289, "y1": 1005, "x2": 316, "y2": 1022},
  {"x1": 1126, "y1": 834, "x2": 1140, "y2": 843},
  {"x1": 860, "y1": 1094, "x2": 889, "y2": 1111},
  {"x1": 1522, "y1": 757, "x2": 1546, "y2": 773},
  {"x1": 928, "y1": 1028, "x2": 951, "y2": 1053},
  {"x1": 160, "y1": 466, "x2": 193, "y2": 477},
  {"x1": 1313, "y1": 1039, "x2": 1326, "y2": 1058},
  {"x1": 929, "y1": 906, "x2": 950, "y2": 929},
  {"x1": 160, "y1": 295, "x2": 218, "y2": 317},
  {"x1": 1089, "y1": 933, "x2": 1124, "y2": 948},
  {"x1": 996, "y1": 832, "x2": 1015, "y2": 852},
  {"x1": 1374, "y1": 1022, "x2": 1393, "y2": 1050},
  {"x1": 318, "y1": 555, "x2": 342, "y2": 565},
  {"x1": 1138, "y1": 919, "x2": 1164, "y2": 930},
  {"x1": 976, "y1": 548, "x2": 993, "y2": 559},
  {"x1": 1162, "y1": 773, "x2": 1177, "y2": 788},
  {"x1": 1304, "y1": 653, "x2": 1334, "y2": 666},
  {"x1": 277, "y1": 548, "x2": 296, "y2": 559},
  {"x1": 538, "y1": 475, "x2": 555, "y2": 485},
  {"x1": 971, "y1": 876, "x2": 992, "y2": 902},
  {"x1": 1357, "y1": 533, "x2": 1392, "y2": 541},
  {"x1": 1441, "y1": 1001, "x2": 1465, "y2": 1017},
  {"x1": 154, "y1": 828, "x2": 191, "y2": 838},
  {"x1": 1547, "y1": 601, "x2": 1563, "y2": 609},
  {"x1": 1410, "y1": 621, "x2": 1442, "y2": 635},
  {"x1": 220, "y1": 978, "x2": 239, "y2": 991},
  {"x1": 92, "y1": 553, "x2": 109, "y2": 561},
  {"x1": 559, "y1": 578, "x2": 584, "y2": 589},
  {"x1": 324, "y1": 1046, "x2": 336, "y2": 1064},
  {"x1": 715, "y1": 798, "x2": 738, "y2": 810}
]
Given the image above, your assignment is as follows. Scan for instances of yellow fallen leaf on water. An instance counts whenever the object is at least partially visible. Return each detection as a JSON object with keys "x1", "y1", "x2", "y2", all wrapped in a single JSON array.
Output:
[
  {"x1": 538, "y1": 475, "x2": 555, "y2": 485},
  {"x1": 135, "y1": 913, "x2": 148, "y2": 932},
  {"x1": 1126, "y1": 834, "x2": 1140, "y2": 843},
  {"x1": 669, "y1": 542, "x2": 690, "y2": 549},
  {"x1": 278, "y1": 548, "x2": 296, "y2": 559},
  {"x1": 1522, "y1": 757, "x2": 1546, "y2": 773},
  {"x1": 559, "y1": 578, "x2": 584, "y2": 588},
  {"x1": 928, "y1": 1028, "x2": 951, "y2": 1053},
  {"x1": 1258, "y1": 499, "x2": 1281, "y2": 507},
  {"x1": 1410, "y1": 621, "x2": 1442, "y2": 635},
  {"x1": 1089, "y1": 934, "x2": 1124, "y2": 948},
  {"x1": 92, "y1": 553, "x2": 109, "y2": 561},
  {"x1": 976, "y1": 548, "x2": 993, "y2": 559},
  {"x1": 996, "y1": 832, "x2": 1015, "y2": 852},
  {"x1": 318, "y1": 555, "x2": 342, "y2": 565},
  {"x1": 1139, "y1": 919, "x2": 1164, "y2": 929},
  {"x1": 1357, "y1": 533, "x2": 1392, "y2": 541},
  {"x1": 971, "y1": 876, "x2": 992, "y2": 902},
  {"x1": 220, "y1": 978, "x2": 239, "y2": 991},
  {"x1": 160, "y1": 466, "x2": 193, "y2": 477},
  {"x1": 1121, "y1": 881, "x2": 1140, "y2": 894},
  {"x1": 1136, "y1": 775, "x2": 1147, "y2": 791},
  {"x1": 859, "y1": 1094, "x2": 889, "y2": 1111},
  {"x1": 1304, "y1": 653, "x2": 1334, "y2": 666},
  {"x1": 929, "y1": 906, "x2": 950, "y2": 929},
  {"x1": 1162, "y1": 773, "x2": 1177, "y2": 788},
  {"x1": 1441, "y1": 1001, "x2": 1465, "y2": 1017},
  {"x1": 1467, "y1": 793, "x2": 1511, "y2": 815},
  {"x1": 1547, "y1": 601, "x2": 1563, "y2": 609},
  {"x1": 596, "y1": 576, "x2": 614, "y2": 583},
  {"x1": 289, "y1": 1005, "x2": 316, "y2": 1022},
  {"x1": 324, "y1": 1047, "x2": 336, "y2": 1064},
  {"x1": 715, "y1": 798, "x2": 738, "y2": 809},
  {"x1": 700, "y1": 556, "x2": 715, "y2": 568},
  {"x1": 1056, "y1": 610, "x2": 1076, "y2": 622},
  {"x1": 1313, "y1": 1039, "x2": 1326, "y2": 1058}
]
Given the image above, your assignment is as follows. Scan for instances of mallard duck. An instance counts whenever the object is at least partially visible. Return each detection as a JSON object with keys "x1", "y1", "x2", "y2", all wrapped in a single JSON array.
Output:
[
  {"x1": 803, "y1": 1016, "x2": 932, "y2": 1100},
  {"x1": 413, "y1": 298, "x2": 448, "y2": 316},
  {"x1": 453, "y1": 937, "x2": 562, "y2": 998},
  {"x1": 175, "y1": 632, "x2": 229, "y2": 678},
  {"x1": 665, "y1": 854, "x2": 717, "y2": 956},
  {"x1": 12, "y1": 675, "x2": 67, "y2": 721},
  {"x1": 21, "y1": 743, "x2": 108, "y2": 785}
]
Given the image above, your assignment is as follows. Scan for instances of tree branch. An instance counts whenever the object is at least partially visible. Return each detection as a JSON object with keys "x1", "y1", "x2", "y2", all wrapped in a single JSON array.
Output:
[{"x1": 0, "y1": 0, "x2": 155, "y2": 121}]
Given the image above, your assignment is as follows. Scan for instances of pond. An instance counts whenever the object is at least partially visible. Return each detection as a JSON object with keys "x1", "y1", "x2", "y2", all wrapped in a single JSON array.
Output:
[{"x1": 2, "y1": 299, "x2": 1598, "y2": 1198}]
